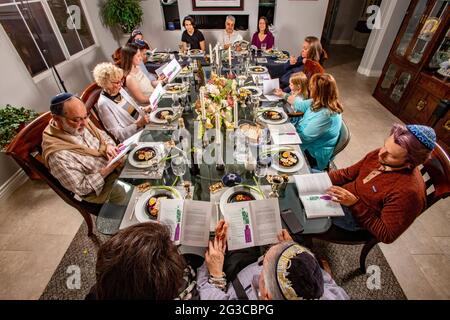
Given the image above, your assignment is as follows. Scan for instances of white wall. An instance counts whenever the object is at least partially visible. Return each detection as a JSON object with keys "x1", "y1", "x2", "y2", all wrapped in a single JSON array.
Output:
[
  {"x1": 137, "y1": 0, "x2": 328, "y2": 57},
  {"x1": 331, "y1": 0, "x2": 364, "y2": 44},
  {"x1": 0, "y1": 0, "x2": 117, "y2": 187},
  {"x1": 358, "y1": 0, "x2": 411, "y2": 77}
]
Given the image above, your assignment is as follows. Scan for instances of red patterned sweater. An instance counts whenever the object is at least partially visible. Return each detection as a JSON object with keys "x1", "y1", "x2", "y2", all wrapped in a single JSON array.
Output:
[{"x1": 328, "y1": 149, "x2": 426, "y2": 244}]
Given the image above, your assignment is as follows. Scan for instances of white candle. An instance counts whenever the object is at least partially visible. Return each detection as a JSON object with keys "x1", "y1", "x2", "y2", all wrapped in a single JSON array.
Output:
[
  {"x1": 215, "y1": 43, "x2": 219, "y2": 67},
  {"x1": 215, "y1": 112, "x2": 221, "y2": 143},
  {"x1": 228, "y1": 46, "x2": 232, "y2": 68},
  {"x1": 200, "y1": 88, "x2": 206, "y2": 120},
  {"x1": 233, "y1": 100, "x2": 238, "y2": 129},
  {"x1": 209, "y1": 43, "x2": 213, "y2": 65}
]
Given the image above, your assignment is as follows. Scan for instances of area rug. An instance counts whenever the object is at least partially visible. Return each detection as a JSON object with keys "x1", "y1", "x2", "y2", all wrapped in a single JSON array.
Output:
[{"x1": 40, "y1": 221, "x2": 406, "y2": 300}]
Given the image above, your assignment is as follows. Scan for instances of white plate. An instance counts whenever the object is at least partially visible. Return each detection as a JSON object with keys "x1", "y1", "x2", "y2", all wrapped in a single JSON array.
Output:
[
  {"x1": 150, "y1": 107, "x2": 174, "y2": 124},
  {"x1": 149, "y1": 53, "x2": 169, "y2": 62},
  {"x1": 257, "y1": 109, "x2": 288, "y2": 125},
  {"x1": 239, "y1": 86, "x2": 262, "y2": 97},
  {"x1": 128, "y1": 142, "x2": 164, "y2": 169},
  {"x1": 134, "y1": 187, "x2": 182, "y2": 223},
  {"x1": 271, "y1": 150, "x2": 304, "y2": 173},
  {"x1": 274, "y1": 60, "x2": 289, "y2": 64},
  {"x1": 248, "y1": 66, "x2": 268, "y2": 74},
  {"x1": 219, "y1": 185, "x2": 265, "y2": 215},
  {"x1": 164, "y1": 83, "x2": 187, "y2": 94},
  {"x1": 188, "y1": 49, "x2": 204, "y2": 57}
]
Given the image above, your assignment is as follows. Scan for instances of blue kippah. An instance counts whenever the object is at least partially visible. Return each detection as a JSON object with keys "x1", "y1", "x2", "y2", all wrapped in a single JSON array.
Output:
[
  {"x1": 133, "y1": 39, "x2": 146, "y2": 48},
  {"x1": 50, "y1": 92, "x2": 74, "y2": 106},
  {"x1": 406, "y1": 125, "x2": 436, "y2": 150}
]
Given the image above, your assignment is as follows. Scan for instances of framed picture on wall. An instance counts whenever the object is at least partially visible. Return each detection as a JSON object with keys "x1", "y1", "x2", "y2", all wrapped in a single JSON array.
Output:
[{"x1": 192, "y1": 0, "x2": 244, "y2": 11}]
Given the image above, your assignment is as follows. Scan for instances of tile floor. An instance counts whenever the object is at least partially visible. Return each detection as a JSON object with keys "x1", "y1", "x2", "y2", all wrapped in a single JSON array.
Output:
[{"x1": 0, "y1": 45, "x2": 448, "y2": 300}]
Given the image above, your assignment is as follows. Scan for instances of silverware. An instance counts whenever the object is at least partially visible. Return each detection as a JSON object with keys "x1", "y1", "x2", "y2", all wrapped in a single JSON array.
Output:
[{"x1": 129, "y1": 195, "x2": 140, "y2": 221}]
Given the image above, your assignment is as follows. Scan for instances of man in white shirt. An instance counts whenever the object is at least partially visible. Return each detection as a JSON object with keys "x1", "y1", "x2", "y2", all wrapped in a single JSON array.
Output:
[{"x1": 221, "y1": 15, "x2": 243, "y2": 49}]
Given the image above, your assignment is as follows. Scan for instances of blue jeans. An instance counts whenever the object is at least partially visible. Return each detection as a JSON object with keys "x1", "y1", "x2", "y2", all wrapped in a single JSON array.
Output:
[{"x1": 332, "y1": 206, "x2": 362, "y2": 232}]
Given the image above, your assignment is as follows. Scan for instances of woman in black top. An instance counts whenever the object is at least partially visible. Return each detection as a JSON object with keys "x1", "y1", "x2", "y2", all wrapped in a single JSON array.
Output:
[{"x1": 181, "y1": 16, "x2": 205, "y2": 51}]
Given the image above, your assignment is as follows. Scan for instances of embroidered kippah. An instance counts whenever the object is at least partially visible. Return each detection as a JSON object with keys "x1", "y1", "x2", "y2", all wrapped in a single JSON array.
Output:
[
  {"x1": 131, "y1": 29, "x2": 142, "y2": 37},
  {"x1": 276, "y1": 244, "x2": 324, "y2": 300},
  {"x1": 50, "y1": 92, "x2": 74, "y2": 106},
  {"x1": 133, "y1": 39, "x2": 147, "y2": 49},
  {"x1": 406, "y1": 125, "x2": 436, "y2": 150}
]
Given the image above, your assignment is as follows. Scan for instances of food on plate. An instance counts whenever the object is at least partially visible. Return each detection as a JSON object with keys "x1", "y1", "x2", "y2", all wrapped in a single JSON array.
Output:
[
  {"x1": 239, "y1": 123, "x2": 262, "y2": 143},
  {"x1": 134, "y1": 147, "x2": 156, "y2": 162},
  {"x1": 146, "y1": 193, "x2": 173, "y2": 219},
  {"x1": 156, "y1": 110, "x2": 174, "y2": 120},
  {"x1": 250, "y1": 66, "x2": 265, "y2": 73},
  {"x1": 263, "y1": 110, "x2": 282, "y2": 120},
  {"x1": 229, "y1": 191, "x2": 255, "y2": 203},
  {"x1": 165, "y1": 84, "x2": 183, "y2": 93},
  {"x1": 278, "y1": 151, "x2": 299, "y2": 168},
  {"x1": 209, "y1": 181, "x2": 225, "y2": 194}
]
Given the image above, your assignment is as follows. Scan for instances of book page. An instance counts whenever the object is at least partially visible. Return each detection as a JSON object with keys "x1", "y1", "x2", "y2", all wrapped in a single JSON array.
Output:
[
  {"x1": 294, "y1": 172, "x2": 333, "y2": 195},
  {"x1": 149, "y1": 83, "x2": 165, "y2": 111},
  {"x1": 268, "y1": 123, "x2": 302, "y2": 145},
  {"x1": 300, "y1": 195, "x2": 345, "y2": 219},
  {"x1": 250, "y1": 199, "x2": 282, "y2": 246},
  {"x1": 162, "y1": 58, "x2": 182, "y2": 83},
  {"x1": 223, "y1": 202, "x2": 255, "y2": 251},
  {"x1": 263, "y1": 79, "x2": 281, "y2": 101},
  {"x1": 180, "y1": 200, "x2": 212, "y2": 247},
  {"x1": 159, "y1": 199, "x2": 184, "y2": 245}
]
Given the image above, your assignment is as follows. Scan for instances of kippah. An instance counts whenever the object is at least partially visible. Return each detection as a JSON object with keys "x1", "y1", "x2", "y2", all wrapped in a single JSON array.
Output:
[
  {"x1": 50, "y1": 92, "x2": 74, "y2": 106},
  {"x1": 406, "y1": 125, "x2": 436, "y2": 150},
  {"x1": 131, "y1": 29, "x2": 142, "y2": 37}
]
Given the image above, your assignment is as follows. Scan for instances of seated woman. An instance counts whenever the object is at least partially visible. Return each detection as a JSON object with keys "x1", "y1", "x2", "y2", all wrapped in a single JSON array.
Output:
[
  {"x1": 291, "y1": 73, "x2": 343, "y2": 171},
  {"x1": 91, "y1": 222, "x2": 198, "y2": 300},
  {"x1": 120, "y1": 44, "x2": 165, "y2": 106},
  {"x1": 93, "y1": 62, "x2": 149, "y2": 142},
  {"x1": 280, "y1": 36, "x2": 327, "y2": 89},
  {"x1": 251, "y1": 16, "x2": 274, "y2": 50},
  {"x1": 303, "y1": 41, "x2": 325, "y2": 80},
  {"x1": 181, "y1": 16, "x2": 206, "y2": 52}
]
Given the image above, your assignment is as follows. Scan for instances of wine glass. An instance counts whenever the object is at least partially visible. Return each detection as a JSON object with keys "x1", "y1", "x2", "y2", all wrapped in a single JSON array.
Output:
[
  {"x1": 261, "y1": 43, "x2": 267, "y2": 53},
  {"x1": 171, "y1": 155, "x2": 187, "y2": 185},
  {"x1": 186, "y1": 43, "x2": 191, "y2": 56},
  {"x1": 178, "y1": 43, "x2": 184, "y2": 62},
  {"x1": 254, "y1": 162, "x2": 268, "y2": 184},
  {"x1": 171, "y1": 92, "x2": 180, "y2": 109}
]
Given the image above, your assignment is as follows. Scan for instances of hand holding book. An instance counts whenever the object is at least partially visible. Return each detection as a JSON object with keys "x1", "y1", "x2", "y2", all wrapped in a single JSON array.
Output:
[{"x1": 326, "y1": 186, "x2": 359, "y2": 207}]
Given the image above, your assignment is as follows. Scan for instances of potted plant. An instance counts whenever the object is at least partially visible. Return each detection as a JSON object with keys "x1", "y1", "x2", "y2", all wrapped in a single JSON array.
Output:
[
  {"x1": 0, "y1": 105, "x2": 39, "y2": 151},
  {"x1": 100, "y1": 0, "x2": 143, "y2": 36}
]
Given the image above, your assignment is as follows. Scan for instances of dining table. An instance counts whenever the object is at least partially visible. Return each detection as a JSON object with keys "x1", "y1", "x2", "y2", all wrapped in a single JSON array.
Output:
[{"x1": 96, "y1": 60, "x2": 331, "y2": 238}]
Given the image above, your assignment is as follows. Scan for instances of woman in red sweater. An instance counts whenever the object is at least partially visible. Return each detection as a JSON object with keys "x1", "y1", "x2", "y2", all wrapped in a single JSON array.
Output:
[{"x1": 326, "y1": 124, "x2": 436, "y2": 244}]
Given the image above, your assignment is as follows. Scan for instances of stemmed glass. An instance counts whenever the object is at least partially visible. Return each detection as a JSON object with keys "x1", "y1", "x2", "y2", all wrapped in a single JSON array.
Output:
[
  {"x1": 178, "y1": 43, "x2": 184, "y2": 63},
  {"x1": 171, "y1": 155, "x2": 187, "y2": 186},
  {"x1": 254, "y1": 162, "x2": 268, "y2": 184}
]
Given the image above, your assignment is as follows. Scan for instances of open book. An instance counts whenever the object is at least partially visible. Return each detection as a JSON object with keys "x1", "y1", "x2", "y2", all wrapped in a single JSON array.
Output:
[
  {"x1": 268, "y1": 123, "x2": 302, "y2": 145},
  {"x1": 162, "y1": 58, "x2": 182, "y2": 83},
  {"x1": 294, "y1": 173, "x2": 345, "y2": 219},
  {"x1": 159, "y1": 199, "x2": 213, "y2": 247},
  {"x1": 222, "y1": 199, "x2": 282, "y2": 251},
  {"x1": 263, "y1": 78, "x2": 282, "y2": 101}
]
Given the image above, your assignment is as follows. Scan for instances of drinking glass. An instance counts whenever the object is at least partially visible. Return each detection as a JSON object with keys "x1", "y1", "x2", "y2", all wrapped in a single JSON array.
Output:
[
  {"x1": 172, "y1": 93, "x2": 180, "y2": 109},
  {"x1": 261, "y1": 43, "x2": 267, "y2": 53},
  {"x1": 171, "y1": 156, "x2": 187, "y2": 185},
  {"x1": 186, "y1": 43, "x2": 191, "y2": 56},
  {"x1": 178, "y1": 43, "x2": 184, "y2": 62},
  {"x1": 254, "y1": 162, "x2": 268, "y2": 184}
]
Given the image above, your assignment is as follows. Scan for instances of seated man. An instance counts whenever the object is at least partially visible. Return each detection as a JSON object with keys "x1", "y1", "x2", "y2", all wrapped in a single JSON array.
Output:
[
  {"x1": 327, "y1": 124, "x2": 436, "y2": 244},
  {"x1": 197, "y1": 224, "x2": 348, "y2": 300},
  {"x1": 221, "y1": 15, "x2": 243, "y2": 50},
  {"x1": 42, "y1": 93, "x2": 124, "y2": 204}
]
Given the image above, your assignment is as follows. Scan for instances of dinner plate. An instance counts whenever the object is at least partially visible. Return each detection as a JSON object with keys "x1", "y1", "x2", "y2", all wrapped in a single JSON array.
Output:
[
  {"x1": 150, "y1": 107, "x2": 174, "y2": 124},
  {"x1": 128, "y1": 142, "x2": 164, "y2": 169},
  {"x1": 134, "y1": 187, "x2": 182, "y2": 223},
  {"x1": 248, "y1": 66, "x2": 268, "y2": 74},
  {"x1": 271, "y1": 150, "x2": 304, "y2": 173},
  {"x1": 239, "y1": 86, "x2": 262, "y2": 97},
  {"x1": 219, "y1": 185, "x2": 264, "y2": 215},
  {"x1": 164, "y1": 83, "x2": 187, "y2": 94},
  {"x1": 188, "y1": 49, "x2": 204, "y2": 57},
  {"x1": 274, "y1": 59, "x2": 289, "y2": 64},
  {"x1": 257, "y1": 109, "x2": 288, "y2": 125},
  {"x1": 149, "y1": 53, "x2": 169, "y2": 62}
]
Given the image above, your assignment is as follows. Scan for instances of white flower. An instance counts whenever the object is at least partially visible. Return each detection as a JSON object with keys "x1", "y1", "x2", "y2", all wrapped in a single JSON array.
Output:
[{"x1": 206, "y1": 84, "x2": 220, "y2": 97}]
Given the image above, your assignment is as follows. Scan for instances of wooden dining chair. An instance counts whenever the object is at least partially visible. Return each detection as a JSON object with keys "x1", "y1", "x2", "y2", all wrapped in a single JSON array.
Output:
[
  {"x1": 5, "y1": 112, "x2": 101, "y2": 237},
  {"x1": 329, "y1": 119, "x2": 351, "y2": 171},
  {"x1": 312, "y1": 143, "x2": 450, "y2": 273}
]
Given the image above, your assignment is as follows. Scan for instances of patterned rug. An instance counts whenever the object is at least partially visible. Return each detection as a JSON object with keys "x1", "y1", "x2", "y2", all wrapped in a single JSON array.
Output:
[{"x1": 40, "y1": 221, "x2": 406, "y2": 300}]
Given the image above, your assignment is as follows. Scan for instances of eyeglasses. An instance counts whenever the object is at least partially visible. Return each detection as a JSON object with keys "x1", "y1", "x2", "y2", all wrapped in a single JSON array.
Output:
[
  {"x1": 111, "y1": 79, "x2": 124, "y2": 86},
  {"x1": 62, "y1": 112, "x2": 90, "y2": 124}
]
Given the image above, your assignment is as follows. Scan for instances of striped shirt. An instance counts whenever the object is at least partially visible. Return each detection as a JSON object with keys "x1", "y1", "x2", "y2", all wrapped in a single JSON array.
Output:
[{"x1": 47, "y1": 126, "x2": 116, "y2": 198}]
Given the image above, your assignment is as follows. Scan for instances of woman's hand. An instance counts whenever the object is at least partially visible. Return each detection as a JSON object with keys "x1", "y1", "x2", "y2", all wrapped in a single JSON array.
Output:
[
  {"x1": 136, "y1": 114, "x2": 150, "y2": 128},
  {"x1": 273, "y1": 88, "x2": 284, "y2": 97},
  {"x1": 290, "y1": 56, "x2": 298, "y2": 65},
  {"x1": 277, "y1": 229, "x2": 293, "y2": 243},
  {"x1": 215, "y1": 220, "x2": 228, "y2": 241},
  {"x1": 327, "y1": 186, "x2": 359, "y2": 207},
  {"x1": 205, "y1": 237, "x2": 226, "y2": 278}
]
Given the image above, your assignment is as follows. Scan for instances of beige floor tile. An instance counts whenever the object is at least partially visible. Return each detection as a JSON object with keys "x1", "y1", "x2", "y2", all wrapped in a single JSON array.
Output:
[
  {"x1": 399, "y1": 220, "x2": 443, "y2": 255},
  {"x1": 432, "y1": 237, "x2": 450, "y2": 260},
  {"x1": 417, "y1": 200, "x2": 450, "y2": 237},
  {"x1": 412, "y1": 254, "x2": 450, "y2": 300},
  {"x1": 379, "y1": 241, "x2": 442, "y2": 300}
]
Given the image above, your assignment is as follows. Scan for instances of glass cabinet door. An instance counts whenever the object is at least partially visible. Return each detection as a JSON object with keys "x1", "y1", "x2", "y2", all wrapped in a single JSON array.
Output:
[
  {"x1": 429, "y1": 28, "x2": 450, "y2": 78},
  {"x1": 396, "y1": 0, "x2": 429, "y2": 57},
  {"x1": 381, "y1": 64, "x2": 399, "y2": 90},
  {"x1": 408, "y1": 0, "x2": 448, "y2": 64},
  {"x1": 390, "y1": 71, "x2": 412, "y2": 103}
]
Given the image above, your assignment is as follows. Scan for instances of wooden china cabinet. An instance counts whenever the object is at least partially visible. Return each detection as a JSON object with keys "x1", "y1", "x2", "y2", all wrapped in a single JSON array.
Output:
[{"x1": 373, "y1": 0, "x2": 450, "y2": 154}]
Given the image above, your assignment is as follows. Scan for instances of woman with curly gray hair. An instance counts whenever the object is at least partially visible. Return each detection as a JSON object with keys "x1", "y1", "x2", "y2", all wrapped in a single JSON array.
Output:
[{"x1": 93, "y1": 62, "x2": 149, "y2": 142}]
